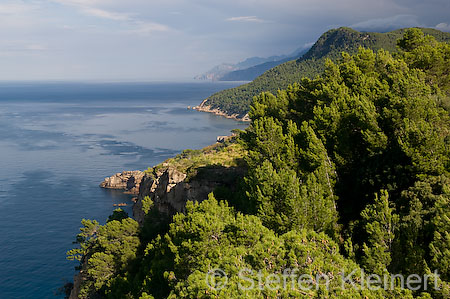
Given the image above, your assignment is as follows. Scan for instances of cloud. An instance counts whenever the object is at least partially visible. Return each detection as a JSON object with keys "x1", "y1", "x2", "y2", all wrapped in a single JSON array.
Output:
[
  {"x1": 80, "y1": 6, "x2": 131, "y2": 21},
  {"x1": 0, "y1": 2, "x2": 44, "y2": 31},
  {"x1": 350, "y1": 15, "x2": 422, "y2": 32},
  {"x1": 52, "y1": 0, "x2": 132, "y2": 21},
  {"x1": 2, "y1": 0, "x2": 450, "y2": 81},
  {"x1": 0, "y1": 41, "x2": 48, "y2": 53},
  {"x1": 226, "y1": 16, "x2": 266, "y2": 23},
  {"x1": 25, "y1": 43, "x2": 47, "y2": 51},
  {"x1": 123, "y1": 21, "x2": 170, "y2": 35},
  {"x1": 52, "y1": 0, "x2": 170, "y2": 35},
  {"x1": 436, "y1": 22, "x2": 450, "y2": 32},
  {"x1": 0, "y1": 3, "x2": 37, "y2": 15},
  {"x1": 302, "y1": 42, "x2": 315, "y2": 49}
]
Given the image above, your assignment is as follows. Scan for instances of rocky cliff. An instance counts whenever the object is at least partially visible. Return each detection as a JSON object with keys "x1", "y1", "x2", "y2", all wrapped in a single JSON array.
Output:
[
  {"x1": 98, "y1": 143, "x2": 246, "y2": 225},
  {"x1": 133, "y1": 163, "x2": 245, "y2": 225},
  {"x1": 99, "y1": 170, "x2": 144, "y2": 195},
  {"x1": 132, "y1": 142, "x2": 246, "y2": 224}
]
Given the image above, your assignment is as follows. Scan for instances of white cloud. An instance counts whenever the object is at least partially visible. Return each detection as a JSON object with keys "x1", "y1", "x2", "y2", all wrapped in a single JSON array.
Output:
[
  {"x1": 80, "y1": 6, "x2": 131, "y2": 21},
  {"x1": 436, "y1": 22, "x2": 450, "y2": 32},
  {"x1": 52, "y1": 0, "x2": 131, "y2": 21},
  {"x1": 0, "y1": 41, "x2": 48, "y2": 53},
  {"x1": 123, "y1": 21, "x2": 170, "y2": 35},
  {"x1": 226, "y1": 16, "x2": 266, "y2": 23},
  {"x1": 52, "y1": 0, "x2": 169, "y2": 34},
  {"x1": 302, "y1": 42, "x2": 315, "y2": 49},
  {"x1": 0, "y1": 1, "x2": 48, "y2": 31},
  {"x1": 0, "y1": 3, "x2": 37, "y2": 15},
  {"x1": 26, "y1": 43, "x2": 47, "y2": 51}
]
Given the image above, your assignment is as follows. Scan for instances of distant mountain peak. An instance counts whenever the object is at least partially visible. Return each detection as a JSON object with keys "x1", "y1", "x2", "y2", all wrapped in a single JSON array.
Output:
[{"x1": 195, "y1": 46, "x2": 310, "y2": 81}]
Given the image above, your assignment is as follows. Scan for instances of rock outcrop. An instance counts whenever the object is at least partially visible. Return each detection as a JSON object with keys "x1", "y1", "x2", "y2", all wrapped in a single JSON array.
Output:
[
  {"x1": 99, "y1": 170, "x2": 144, "y2": 195},
  {"x1": 133, "y1": 164, "x2": 245, "y2": 225},
  {"x1": 97, "y1": 164, "x2": 245, "y2": 226},
  {"x1": 193, "y1": 99, "x2": 250, "y2": 122}
]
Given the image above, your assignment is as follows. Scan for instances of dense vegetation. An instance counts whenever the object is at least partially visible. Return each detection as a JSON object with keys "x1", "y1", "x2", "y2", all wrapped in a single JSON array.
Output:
[
  {"x1": 68, "y1": 29, "x2": 450, "y2": 298},
  {"x1": 203, "y1": 27, "x2": 450, "y2": 117}
]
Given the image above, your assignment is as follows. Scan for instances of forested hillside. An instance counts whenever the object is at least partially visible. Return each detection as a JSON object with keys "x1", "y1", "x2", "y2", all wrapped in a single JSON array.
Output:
[
  {"x1": 202, "y1": 27, "x2": 450, "y2": 117},
  {"x1": 68, "y1": 29, "x2": 450, "y2": 299},
  {"x1": 219, "y1": 48, "x2": 309, "y2": 81}
]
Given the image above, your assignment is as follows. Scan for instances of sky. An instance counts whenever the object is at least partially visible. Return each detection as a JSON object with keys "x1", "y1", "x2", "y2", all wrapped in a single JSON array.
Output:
[{"x1": 0, "y1": 0, "x2": 449, "y2": 81}]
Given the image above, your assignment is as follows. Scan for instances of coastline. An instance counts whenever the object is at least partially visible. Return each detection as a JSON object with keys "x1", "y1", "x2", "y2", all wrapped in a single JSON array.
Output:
[{"x1": 192, "y1": 99, "x2": 250, "y2": 122}]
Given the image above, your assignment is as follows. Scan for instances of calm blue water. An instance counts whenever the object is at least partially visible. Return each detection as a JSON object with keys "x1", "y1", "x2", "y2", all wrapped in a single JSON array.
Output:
[{"x1": 0, "y1": 82, "x2": 246, "y2": 298}]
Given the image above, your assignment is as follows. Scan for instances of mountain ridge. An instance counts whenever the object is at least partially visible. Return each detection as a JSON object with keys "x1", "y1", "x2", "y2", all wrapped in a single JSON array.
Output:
[
  {"x1": 219, "y1": 47, "x2": 309, "y2": 81},
  {"x1": 197, "y1": 27, "x2": 450, "y2": 118},
  {"x1": 194, "y1": 46, "x2": 309, "y2": 81}
]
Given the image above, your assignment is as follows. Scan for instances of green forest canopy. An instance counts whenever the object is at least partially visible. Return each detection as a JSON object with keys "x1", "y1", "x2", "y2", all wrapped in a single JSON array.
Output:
[{"x1": 68, "y1": 29, "x2": 450, "y2": 299}]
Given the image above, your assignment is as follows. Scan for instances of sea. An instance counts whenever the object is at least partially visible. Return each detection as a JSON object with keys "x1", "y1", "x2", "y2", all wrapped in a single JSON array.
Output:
[{"x1": 0, "y1": 81, "x2": 247, "y2": 298}]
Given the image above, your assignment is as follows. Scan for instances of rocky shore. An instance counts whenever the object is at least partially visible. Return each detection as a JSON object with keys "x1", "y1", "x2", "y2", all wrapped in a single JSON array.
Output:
[
  {"x1": 99, "y1": 170, "x2": 144, "y2": 195},
  {"x1": 192, "y1": 99, "x2": 250, "y2": 122}
]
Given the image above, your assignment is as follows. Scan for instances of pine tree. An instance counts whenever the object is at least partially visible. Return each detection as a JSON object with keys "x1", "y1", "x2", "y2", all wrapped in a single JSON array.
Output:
[
  {"x1": 360, "y1": 190, "x2": 399, "y2": 275},
  {"x1": 430, "y1": 191, "x2": 450, "y2": 281}
]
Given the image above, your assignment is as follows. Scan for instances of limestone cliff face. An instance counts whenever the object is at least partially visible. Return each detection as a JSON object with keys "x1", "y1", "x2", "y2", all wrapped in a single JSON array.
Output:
[
  {"x1": 99, "y1": 170, "x2": 144, "y2": 195},
  {"x1": 97, "y1": 164, "x2": 245, "y2": 225},
  {"x1": 133, "y1": 164, "x2": 245, "y2": 225}
]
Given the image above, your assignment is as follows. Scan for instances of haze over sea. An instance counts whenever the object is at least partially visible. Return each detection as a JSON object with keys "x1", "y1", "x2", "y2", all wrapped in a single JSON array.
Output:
[{"x1": 0, "y1": 82, "x2": 246, "y2": 298}]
